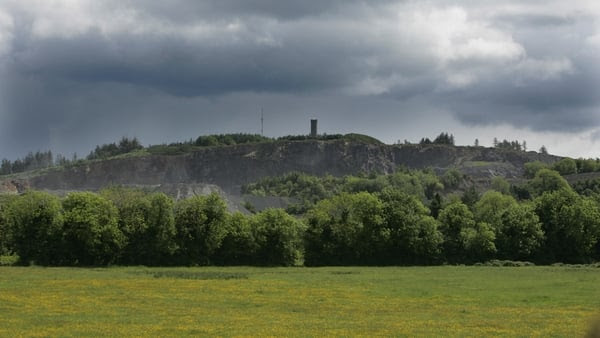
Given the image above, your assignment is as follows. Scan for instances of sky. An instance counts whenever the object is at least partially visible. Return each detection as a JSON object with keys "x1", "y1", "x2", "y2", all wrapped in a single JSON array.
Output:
[{"x1": 0, "y1": 0, "x2": 599, "y2": 160}]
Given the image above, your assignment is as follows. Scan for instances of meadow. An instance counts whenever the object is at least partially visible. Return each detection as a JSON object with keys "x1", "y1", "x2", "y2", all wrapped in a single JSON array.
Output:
[{"x1": 0, "y1": 266, "x2": 599, "y2": 336}]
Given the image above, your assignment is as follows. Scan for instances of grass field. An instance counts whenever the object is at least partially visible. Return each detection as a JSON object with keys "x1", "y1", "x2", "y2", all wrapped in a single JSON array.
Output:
[{"x1": 0, "y1": 266, "x2": 599, "y2": 336}]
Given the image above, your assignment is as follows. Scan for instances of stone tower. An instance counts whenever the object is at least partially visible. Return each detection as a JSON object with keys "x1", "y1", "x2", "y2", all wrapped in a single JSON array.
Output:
[{"x1": 310, "y1": 119, "x2": 318, "y2": 138}]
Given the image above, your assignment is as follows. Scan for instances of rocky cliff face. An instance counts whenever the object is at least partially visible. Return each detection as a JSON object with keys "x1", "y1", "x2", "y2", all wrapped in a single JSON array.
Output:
[{"x1": 0, "y1": 140, "x2": 559, "y2": 197}]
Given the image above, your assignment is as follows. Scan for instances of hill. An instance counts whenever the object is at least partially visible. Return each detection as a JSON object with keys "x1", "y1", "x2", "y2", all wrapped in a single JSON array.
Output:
[{"x1": 0, "y1": 137, "x2": 559, "y2": 203}]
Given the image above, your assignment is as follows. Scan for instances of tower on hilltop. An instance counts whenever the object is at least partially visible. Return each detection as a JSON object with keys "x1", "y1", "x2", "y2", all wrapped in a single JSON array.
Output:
[{"x1": 310, "y1": 119, "x2": 317, "y2": 138}]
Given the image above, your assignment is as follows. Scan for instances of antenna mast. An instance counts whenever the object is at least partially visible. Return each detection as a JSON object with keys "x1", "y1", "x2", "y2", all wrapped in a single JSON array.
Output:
[{"x1": 261, "y1": 108, "x2": 264, "y2": 136}]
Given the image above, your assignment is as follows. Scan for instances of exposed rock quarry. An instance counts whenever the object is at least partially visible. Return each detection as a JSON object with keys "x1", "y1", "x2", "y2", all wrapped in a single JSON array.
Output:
[{"x1": 0, "y1": 139, "x2": 559, "y2": 201}]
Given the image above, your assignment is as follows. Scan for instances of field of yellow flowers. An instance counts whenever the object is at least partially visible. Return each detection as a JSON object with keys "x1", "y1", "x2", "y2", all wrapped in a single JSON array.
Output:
[{"x1": 0, "y1": 266, "x2": 599, "y2": 336}]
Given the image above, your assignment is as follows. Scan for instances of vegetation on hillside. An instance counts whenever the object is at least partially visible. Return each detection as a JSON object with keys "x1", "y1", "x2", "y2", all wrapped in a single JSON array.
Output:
[{"x1": 2, "y1": 165, "x2": 600, "y2": 266}]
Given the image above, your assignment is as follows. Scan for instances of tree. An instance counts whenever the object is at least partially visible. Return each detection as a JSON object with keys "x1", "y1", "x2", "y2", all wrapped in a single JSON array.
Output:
[
  {"x1": 552, "y1": 158, "x2": 577, "y2": 175},
  {"x1": 535, "y1": 189, "x2": 600, "y2": 263},
  {"x1": 497, "y1": 204, "x2": 543, "y2": 260},
  {"x1": 62, "y1": 192, "x2": 125, "y2": 266},
  {"x1": 174, "y1": 193, "x2": 228, "y2": 265},
  {"x1": 529, "y1": 169, "x2": 570, "y2": 196},
  {"x1": 522, "y1": 140, "x2": 527, "y2": 152},
  {"x1": 252, "y1": 208, "x2": 305, "y2": 266},
  {"x1": 0, "y1": 159, "x2": 11, "y2": 175},
  {"x1": 101, "y1": 188, "x2": 177, "y2": 265},
  {"x1": 524, "y1": 161, "x2": 548, "y2": 179},
  {"x1": 539, "y1": 145, "x2": 548, "y2": 154},
  {"x1": 438, "y1": 202, "x2": 470, "y2": 262},
  {"x1": 474, "y1": 139, "x2": 479, "y2": 147},
  {"x1": 0, "y1": 195, "x2": 17, "y2": 255},
  {"x1": 145, "y1": 193, "x2": 178, "y2": 264},
  {"x1": 304, "y1": 192, "x2": 385, "y2": 265},
  {"x1": 490, "y1": 176, "x2": 510, "y2": 195},
  {"x1": 429, "y1": 193, "x2": 443, "y2": 218},
  {"x1": 433, "y1": 132, "x2": 454, "y2": 145},
  {"x1": 459, "y1": 222, "x2": 496, "y2": 263},
  {"x1": 214, "y1": 212, "x2": 256, "y2": 265},
  {"x1": 473, "y1": 191, "x2": 517, "y2": 232},
  {"x1": 379, "y1": 189, "x2": 442, "y2": 264},
  {"x1": 4, "y1": 191, "x2": 64, "y2": 265},
  {"x1": 461, "y1": 186, "x2": 480, "y2": 209},
  {"x1": 442, "y1": 169, "x2": 462, "y2": 190},
  {"x1": 575, "y1": 158, "x2": 597, "y2": 173}
]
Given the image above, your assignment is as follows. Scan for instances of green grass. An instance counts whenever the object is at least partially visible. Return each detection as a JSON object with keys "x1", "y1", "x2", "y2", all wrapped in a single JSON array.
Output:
[{"x1": 0, "y1": 266, "x2": 599, "y2": 336}]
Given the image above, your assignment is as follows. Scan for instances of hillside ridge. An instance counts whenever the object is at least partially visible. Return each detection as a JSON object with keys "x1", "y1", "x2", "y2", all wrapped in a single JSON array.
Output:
[{"x1": 0, "y1": 138, "x2": 559, "y2": 197}]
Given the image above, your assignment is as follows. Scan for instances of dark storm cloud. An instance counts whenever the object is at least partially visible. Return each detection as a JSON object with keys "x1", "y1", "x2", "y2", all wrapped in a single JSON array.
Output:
[{"x1": 0, "y1": 0, "x2": 598, "y2": 159}]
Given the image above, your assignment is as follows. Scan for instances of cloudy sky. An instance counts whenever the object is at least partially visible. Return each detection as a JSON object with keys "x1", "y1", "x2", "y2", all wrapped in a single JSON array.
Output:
[{"x1": 0, "y1": 0, "x2": 599, "y2": 160}]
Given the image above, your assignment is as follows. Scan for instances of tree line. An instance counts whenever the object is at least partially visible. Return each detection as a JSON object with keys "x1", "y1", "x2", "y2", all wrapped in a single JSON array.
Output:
[
  {"x1": 0, "y1": 189, "x2": 304, "y2": 266},
  {"x1": 1, "y1": 166, "x2": 600, "y2": 266}
]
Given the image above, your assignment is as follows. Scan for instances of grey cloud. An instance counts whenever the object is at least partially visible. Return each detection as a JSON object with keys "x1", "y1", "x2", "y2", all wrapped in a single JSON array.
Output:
[{"x1": 0, "y1": 0, "x2": 599, "y2": 159}]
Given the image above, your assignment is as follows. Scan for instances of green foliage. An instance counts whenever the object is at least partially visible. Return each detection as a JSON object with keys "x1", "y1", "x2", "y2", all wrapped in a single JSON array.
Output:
[
  {"x1": 572, "y1": 178, "x2": 600, "y2": 197},
  {"x1": 102, "y1": 187, "x2": 177, "y2": 265},
  {"x1": 490, "y1": 176, "x2": 510, "y2": 195},
  {"x1": 442, "y1": 169, "x2": 462, "y2": 190},
  {"x1": 524, "y1": 161, "x2": 549, "y2": 179},
  {"x1": 438, "y1": 202, "x2": 495, "y2": 263},
  {"x1": 473, "y1": 191, "x2": 518, "y2": 232},
  {"x1": 340, "y1": 133, "x2": 383, "y2": 145},
  {"x1": 174, "y1": 193, "x2": 228, "y2": 265},
  {"x1": 534, "y1": 188, "x2": 600, "y2": 263},
  {"x1": 62, "y1": 192, "x2": 125, "y2": 266},
  {"x1": 420, "y1": 132, "x2": 454, "y2": 145},
  {"x1": 0, "y1": 150, "x2": 55, "y2": 175},
  {"x1": 459, "y1": 222, "x2": 496, "y2": 263},
  {"x1": 304, "y1": 192, "x2": 385, "y2": 265},
  {"x1": 214, "y1": 213, "x2": 256, "y2": 265},
  {"x1": 429, "y1": 193, "x2": 443, "y2": 218},
  {"x1": 460, "y1": 186, "x2": 480, "y2": 209},
  {"x1": 378, "y1": 189, "x2": 443, "y2": 264},
  {"x1": 575, "y1": 158, "x2": 598, "y2": 173},
  {"x1": 494, "y1": 139, "x2": 523, "y2": 151},
  {"x1": 552, "y1": 158, "x2": 577, "y2": 175},
  {"x1": 4, "y1": 191, "x2": 64, "y2": 265},
  {"x1": 0, "y1": 195, "x2": 16, "y2": 255},
  {"x1": 87, "y1": 136, "x2": 143, "y2": 160},
  {"x1": 195, "y1": 133, "x2": 271, "y2": 147},
  {"x1": 528, "y1": 169, "x2": 570, "y2": 196},
  {"x1": 438, "y1": 202, "x2": 474, "y2": 262},
  {"x1": 243, "y1": 169, "x2": 444, "y2": 214},
  {"x1": 497, "y1": 204, "x2": 543, "y2": 260},
  {"x1": 251, "y1": 208, "x2": 305, "y2": 266}
]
